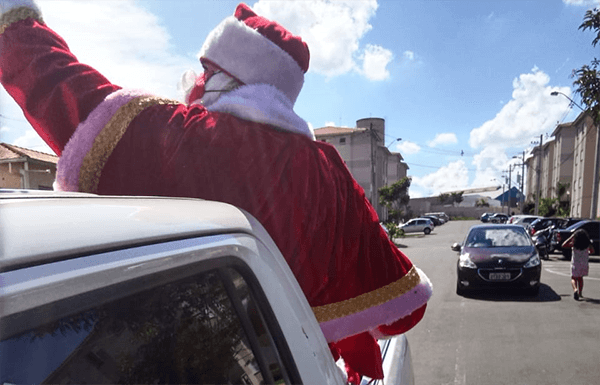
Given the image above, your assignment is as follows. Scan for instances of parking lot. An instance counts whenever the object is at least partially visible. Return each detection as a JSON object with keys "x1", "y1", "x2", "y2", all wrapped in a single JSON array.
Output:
[{"x1": 401, "y1": 220, "x2": 600, "y2": 385}]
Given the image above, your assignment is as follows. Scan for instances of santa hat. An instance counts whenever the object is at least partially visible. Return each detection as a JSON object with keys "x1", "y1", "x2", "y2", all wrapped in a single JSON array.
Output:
[{"x1": 198, "y1": 3, "x2": 309, "y2": 105}]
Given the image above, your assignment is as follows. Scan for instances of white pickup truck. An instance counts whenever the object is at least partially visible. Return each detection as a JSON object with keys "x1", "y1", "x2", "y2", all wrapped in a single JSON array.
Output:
[{"x1": 0, "y1": 190, "x2": 413, "y2": 384}]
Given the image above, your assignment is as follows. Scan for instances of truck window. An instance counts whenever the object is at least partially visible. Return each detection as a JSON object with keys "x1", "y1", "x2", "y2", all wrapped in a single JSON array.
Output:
[{"x1": 0, "y1": 267, "x2": 291, "y2": 384}]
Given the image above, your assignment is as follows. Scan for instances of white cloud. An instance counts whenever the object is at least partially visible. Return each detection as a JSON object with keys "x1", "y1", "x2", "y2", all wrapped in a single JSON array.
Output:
[
  {"x1": 428, "y1": 133, "x2": 458, "y2": 147},
  {"x1": 562, "y1": 0, "x2": 600, "y2": 6},
  {"x1": 469, "y1": 68, "x2": 570, "y2": 150},
  {"x1": 325, "y1": 121, "x2": 336, "y2": 127},
  {"x1": 253, "y1": 0, "x2": 393, "y2": 80},
  {"x1": 466, "y1": 68, "x2": 573, "y2": 192},
  {"x1": 12, "y1": 129, "x2": 54, "y2": 154},
  {"x1": 396, "y1": 140, "x2": 421, "y2": 155},
  {"x1": 2, "y1": 0, "x2": 198, "y2": 152},
  {"x1": 361, "y1": 45, "x2": 393, "y2": 81},
  {"x1": 403, "y1": 51, "x2": 415, "y2": 61},
  {"x1": 412, "y1": 160, "x2": 469, "y2": 196},
  {"x1": 38, "y1": 0, "x2": 195, "y2": 99}
]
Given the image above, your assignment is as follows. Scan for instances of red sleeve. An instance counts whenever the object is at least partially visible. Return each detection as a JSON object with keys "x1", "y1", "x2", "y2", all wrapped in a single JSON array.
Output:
[{"x1": 0, "y1": 18, "x2": 120, "y2": 155}]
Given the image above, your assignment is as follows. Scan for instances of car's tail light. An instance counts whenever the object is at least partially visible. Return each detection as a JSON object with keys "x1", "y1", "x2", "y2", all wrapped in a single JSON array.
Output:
[
  {"x1": 556, "y1": 233, "x2": 562, "y2": 243},
  {"x1": 531, "y1": 228, "x2": 536, "y2": 236}
]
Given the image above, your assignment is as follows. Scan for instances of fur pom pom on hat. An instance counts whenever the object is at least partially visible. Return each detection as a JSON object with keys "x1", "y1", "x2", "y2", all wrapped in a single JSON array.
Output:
[{"x1": 198, "y1": 3, "x2": 309, "y2": 104}]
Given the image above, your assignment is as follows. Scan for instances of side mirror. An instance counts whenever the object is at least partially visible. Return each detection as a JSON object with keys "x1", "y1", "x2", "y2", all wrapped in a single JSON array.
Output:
[{"x1": 451, "y1": 243, "x2": 461, "y2": 252}]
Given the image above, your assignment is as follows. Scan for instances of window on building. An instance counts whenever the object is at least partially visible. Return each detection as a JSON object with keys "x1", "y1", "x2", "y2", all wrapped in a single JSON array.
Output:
[{"x1": 339, "y1": 137, "x2": 346, "y2": 144}]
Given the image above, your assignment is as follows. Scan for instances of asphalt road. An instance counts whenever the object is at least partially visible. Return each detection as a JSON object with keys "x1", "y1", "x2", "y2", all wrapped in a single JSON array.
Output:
[{"x1": 400, "y1": 220, "x2": 600, "y2": 385}]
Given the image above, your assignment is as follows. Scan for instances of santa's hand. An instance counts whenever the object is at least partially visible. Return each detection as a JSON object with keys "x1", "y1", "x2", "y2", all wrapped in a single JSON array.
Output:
[{"x1": 0, "y1": 0, "x2": 40, "y2": 17}]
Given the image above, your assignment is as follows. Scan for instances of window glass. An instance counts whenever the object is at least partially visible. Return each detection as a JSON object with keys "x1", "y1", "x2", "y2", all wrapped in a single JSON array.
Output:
[{"x1": 0, "y1": 268, "x2": 286, "y2": 384}]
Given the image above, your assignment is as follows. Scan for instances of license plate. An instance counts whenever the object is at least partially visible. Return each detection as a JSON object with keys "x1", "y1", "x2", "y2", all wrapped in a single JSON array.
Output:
[{"x1": 489, "y1": 272, "x2": 511, "y2": 281}]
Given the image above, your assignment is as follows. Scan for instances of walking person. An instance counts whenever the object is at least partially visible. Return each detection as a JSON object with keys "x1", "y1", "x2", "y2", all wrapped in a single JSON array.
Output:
[{"x1": 562, "y1": 229, "x2": 595, "y2": 300}]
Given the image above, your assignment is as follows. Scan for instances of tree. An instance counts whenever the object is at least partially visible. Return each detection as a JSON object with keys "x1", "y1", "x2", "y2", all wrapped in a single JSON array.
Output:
[
  {"x1": 572, "y1": 8, "x2": 600, "y2": 125},
  {"x1": 450, "y1": 191, "x2": 464, "y2": 207},
  {"x1": 555, "y1": 181, "x2": 571, "y2": 217},
  {"x1": 438, "y1": 193, "x2": 449, "y2": 205},
  {"x1": 476, "y1": 198, "x2": 490, "y2": 207},
  {"x1": 379, "y1": 177, "x2": 411, "y2": 238},
  {"x1": 438, "y1": 191, "x2": 464, "y2": 206}
]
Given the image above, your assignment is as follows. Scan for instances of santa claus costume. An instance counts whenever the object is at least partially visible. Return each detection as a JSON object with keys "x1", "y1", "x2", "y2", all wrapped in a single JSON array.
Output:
[{"x1": 0, "y1": 1, "x2": 432, "y2": 382}]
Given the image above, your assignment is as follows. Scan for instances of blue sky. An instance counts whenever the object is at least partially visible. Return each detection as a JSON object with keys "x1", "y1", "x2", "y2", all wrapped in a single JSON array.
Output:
[{"x1": 1, "y1": 0, "x2": 599, "y2": 197}]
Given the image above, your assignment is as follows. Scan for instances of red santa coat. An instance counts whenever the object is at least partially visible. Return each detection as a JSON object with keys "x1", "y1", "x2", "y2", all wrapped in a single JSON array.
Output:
[{"x1": 0, "y1": 9, "x2": 432, "y2": 381}]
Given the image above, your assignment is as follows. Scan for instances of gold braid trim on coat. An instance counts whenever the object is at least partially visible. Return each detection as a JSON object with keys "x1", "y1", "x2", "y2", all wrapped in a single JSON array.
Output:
[
  {"x1": 311, "y1": 265, "x2": 420, "y2": 323},
  {"x1": 0, "y1": 7, "x2": 44, "y2": 35},
  {"x1": 78, "y1": 96, "x2": 179, "y2": 193}
]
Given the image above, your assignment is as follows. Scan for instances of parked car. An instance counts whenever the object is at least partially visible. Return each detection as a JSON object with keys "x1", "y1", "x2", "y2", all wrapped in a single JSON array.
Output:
[
  {"x1": 553, "y1": 220, "x2": 600, "y2": 260},
  {"x1": 510, "y1": 215, "x2": 542, "y2": 227},
  {"x1": 0, "y1": 189, "x2": 414, "y2": 384},
  {"x1": 549, "y1": 217, "x2": 586, "y2": 254},
  {"x1": 425, "y1": 212, "x2": 449, "y2": 222},
  {"x1": 452, "y1": 224, "x2": 542, "y2": 295},
  {"x1": 527, "y1": 217, "x2": 567, "y2": 236},
  {"x1": 489, "y1": 213, "x2": 509, "y2": 223},
  {"x1": 480, "y1": 212, "x2": 494, "y2": 223},
  {"x1": 422, "y1": 215, "x2": 443, "y2": 226},
  {"x1": 401, "y1": 218, "x2": 434, "y2": 234}
]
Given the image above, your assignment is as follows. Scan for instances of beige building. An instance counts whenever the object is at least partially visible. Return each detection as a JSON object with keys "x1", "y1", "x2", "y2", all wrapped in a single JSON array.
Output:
[
  {"x1": 570, "y1": 113, "x2": 599, "y2": 218},
  {"x1": 541, "y1": 139, "x2": 555, "y2": 199},
  {"x1": 314, "y1": 117, "x2": 408, "y2": 219},
  {"x1": 526, "y1": 112, "x2": 600, "y2": 219},
  {"x1": 551, "y1": 120, "x2": 576, "y2": 202},
  {"x1": 0, "y1": 142, "x2": 57, "y2": 189}
]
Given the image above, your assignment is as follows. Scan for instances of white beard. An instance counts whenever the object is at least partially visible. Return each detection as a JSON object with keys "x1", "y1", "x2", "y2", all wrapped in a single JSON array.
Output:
[{"x1": 200, "y1": 72, "x2": 240, "y2": 107}]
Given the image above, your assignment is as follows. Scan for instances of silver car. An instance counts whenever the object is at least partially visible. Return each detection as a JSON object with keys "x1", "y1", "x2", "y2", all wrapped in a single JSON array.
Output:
[{"x1": 400, "y1": 218, "x2": 434, "y2": 234}]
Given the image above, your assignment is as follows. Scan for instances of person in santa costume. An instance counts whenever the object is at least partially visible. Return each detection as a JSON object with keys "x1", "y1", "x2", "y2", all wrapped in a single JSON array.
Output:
[{"x1": 0, "y1": 1, "x2": 432, "y2": 382}]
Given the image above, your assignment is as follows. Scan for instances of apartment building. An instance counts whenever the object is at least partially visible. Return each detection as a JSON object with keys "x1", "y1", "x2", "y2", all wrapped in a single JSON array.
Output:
[
  {"x1": 570, "y1": 113, "x2": 599, "y2": 218},
  {"x1": 541, "y1": 139, "x2": 555, "y2": 199},
  {"x1": 0, "y1": 143, "x2": 58, "y2": 189},
  {"x1": 551, "y1": 120, "x2": 576, "y2": 202},
  {"x1": 526, "y1": 112, "x2": 599, "y2": 219},
  {"x1": 314, "y1": 117, "x2": 408, "y2": 219}
]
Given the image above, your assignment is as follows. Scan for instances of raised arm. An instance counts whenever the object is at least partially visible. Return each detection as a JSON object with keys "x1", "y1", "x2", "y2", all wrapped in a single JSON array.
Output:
[{"x1": 0, "y1": 0, "x2": 121, "y2": 155}]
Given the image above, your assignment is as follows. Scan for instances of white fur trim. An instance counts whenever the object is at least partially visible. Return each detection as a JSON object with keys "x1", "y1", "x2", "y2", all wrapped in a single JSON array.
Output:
[
  {"x1": 203, "y1": 84, "x2": 314, "y2": 140},
  {"x1": 199, "y1": 16, "x2": 304, "y2": 105},
  {"x1": 0, "y1": 0, "x2": 41, "y2": 17}
]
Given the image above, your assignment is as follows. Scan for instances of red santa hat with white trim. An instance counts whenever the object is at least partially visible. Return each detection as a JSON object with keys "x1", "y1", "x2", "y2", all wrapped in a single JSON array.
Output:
[{"x1": 196, "y1": 3, "x2": 309, "y2": 105}]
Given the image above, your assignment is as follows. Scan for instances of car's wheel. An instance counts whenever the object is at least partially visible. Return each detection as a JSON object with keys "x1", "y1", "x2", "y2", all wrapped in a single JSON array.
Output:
[
  {"x1": 562, "y1": 249, "x2": 572, "y2": 260},
  {"x1": 424, "y1": 228, "x2": 431, "y2": 235}
]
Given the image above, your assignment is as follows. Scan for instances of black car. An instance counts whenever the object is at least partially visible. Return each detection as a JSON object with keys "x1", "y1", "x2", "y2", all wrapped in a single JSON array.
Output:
[
  {"x1": 548, "y1": 218, "x2": 585, "y2": 254},
  {"x1": 528, "y1": 217, "x2": 567, "y2": 236},
  {"x1": 453, "y1": 224, "x2": 542, "y2": 295},
  {"x1": 480, "y1": 212, "x2": 494, "y2": 223},
  {"x1": 553, "y1": 220, "x2": 600, "y2": 260},
  {"x1": 422, "y1": 215, "x2": 442, "y2": 226},
  {"x1": 489, "y1": 213, "x2": 509, "y2": 224}
]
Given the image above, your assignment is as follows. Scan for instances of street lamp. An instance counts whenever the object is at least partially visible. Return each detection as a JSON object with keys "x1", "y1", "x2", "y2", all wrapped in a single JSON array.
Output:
[
  {"x1": 386, "y1": 138, "x2": 402, "y2": 148},
  {"x1": 550, "y1": 91, "x2": 585, "y2": 112}
]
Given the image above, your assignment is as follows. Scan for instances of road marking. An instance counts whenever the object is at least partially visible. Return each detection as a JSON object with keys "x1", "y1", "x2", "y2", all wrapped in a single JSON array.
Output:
[
  {"x1": 544, "y1": 267, "x2": 600, "y2": 281},
  {"x1": 453, "y1": 301, "x2": 466, "y2": 385}
]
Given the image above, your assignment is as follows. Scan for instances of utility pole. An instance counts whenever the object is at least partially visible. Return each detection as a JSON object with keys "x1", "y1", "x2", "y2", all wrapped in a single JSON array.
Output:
[
  {"x1": 507, "y1": 166, "x2": 512, "y2": 216},
  {"x1": 520, "y1": 151, "x2": 525, "y2": 214},
  {"x1": 534, "y1": 134, "x2": 543, "y2": 216}
]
